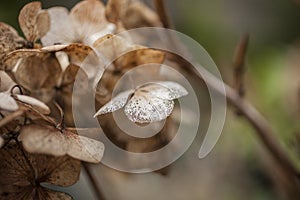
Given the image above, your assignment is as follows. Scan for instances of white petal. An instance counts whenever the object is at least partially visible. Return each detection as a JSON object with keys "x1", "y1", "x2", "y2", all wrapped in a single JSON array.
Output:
[
  {"x1": 124, "y1": 93, "x2": 174, "y2": 123},
  {"x1": 94, "y1": 89, "x2": 134, "y2": 117},
  {"x1": 0, "y1": 92, "x2": 18, "y2": 111},
  {"x1": 154, "y1": 81, "x2": 188, "y2": 100},
  {"x1": 15, "y1": 94, "x2": 50, "y2": 114},
  {"x1": 41, "y1": 7, "x2": 73, "y2": 46}
]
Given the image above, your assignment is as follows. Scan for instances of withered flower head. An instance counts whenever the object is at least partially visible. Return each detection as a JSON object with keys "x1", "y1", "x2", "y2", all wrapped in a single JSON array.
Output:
[
  {"x1": 94, "y1": 81, "x2": 188, "y2": 123},
  {"x1": 0, "y1": 142, "x2": 80, "y2": 199},
  {"x1": 19, "y1": 124, "x2": 104, "y2": 163},
  {"x1": 41, "y1": 0, "x2": 115, "y2": 46}
]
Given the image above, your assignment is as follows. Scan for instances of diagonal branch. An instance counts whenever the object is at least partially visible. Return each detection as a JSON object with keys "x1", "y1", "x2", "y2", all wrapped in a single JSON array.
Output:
[{"x1": 157, "y1": 2, "x2": 299, "y2": 177}]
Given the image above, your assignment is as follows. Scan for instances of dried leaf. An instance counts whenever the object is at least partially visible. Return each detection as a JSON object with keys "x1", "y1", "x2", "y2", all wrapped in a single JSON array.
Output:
[
  {"x1": 95, "y1": 81, "x2": 188, "y2": 123},
  {"x1": 0, "y1": 92, "x2": 18, "y2": 112},
  {"x1": 15, "y1": 94, "x2": 50, "y2": 115},
  {"x1": 0, "y1": 142, "x2": 80, "y2": 199},
  {"x1": 18, "y1": 2, "x2": 50, "y2": 42},
  {"x1": 19, "y1": 124, "x2": 105, "y2": 163}
]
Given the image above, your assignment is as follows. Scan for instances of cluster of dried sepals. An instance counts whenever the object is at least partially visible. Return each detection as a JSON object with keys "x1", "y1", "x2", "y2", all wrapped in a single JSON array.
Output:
[{"x1": 0, "y1": 0, "x2": 187, "y2": 198}]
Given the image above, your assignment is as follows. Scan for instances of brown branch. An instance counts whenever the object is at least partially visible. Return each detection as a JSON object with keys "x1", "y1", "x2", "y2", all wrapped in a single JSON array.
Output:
[
  {"x1": 233, "y1": 34, "x2": 249, "y2": 98},
  {"x1": 83, "y1": 163, "x2": 106, "y2": 200},
  {"x1": 153, "y1": 0, "x2": 172, "y2": 28},
  {"x1": 0, "y1": 109, "x2": 24, "y2": 128},
  {"x1": 177, "y1": 55, "x2": 299, "y2": 177},
  {"x1": 158, "y1": 0, "x2": 299, "y2": 178}
]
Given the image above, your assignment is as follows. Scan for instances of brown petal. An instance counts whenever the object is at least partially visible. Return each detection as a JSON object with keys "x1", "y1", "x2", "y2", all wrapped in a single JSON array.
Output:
[
  {"x1": 19, "y1": 125, "x2": 68, "y2": 157},
  {"x1": 34, "y1": 155, "x2": 80, "y2": 187},
  {"x1": 122, "y1": 1, "x2": 162, "y2": 29},
  {"x1": 105, "y1": 0, "x2": 131, "y2": 24},
  {"x1": 0, "y1": 23, "x2": 25, "y2": 69},
  {"x1": 18, "y1": 2, "x2": 49, "y2": 42},
  {"x1": 42, "y1": 43, "x2": 93, "y2": 65},
  {"x1": 35, "y1": 10, "x2": 51, "y2": 40},
  {"x1": 0, "y1": 142, "x2": 79, "y2": 199},
  {"x1": 35, "y1": 187, "x2": 73, "y2": 200},
  {"x1": 115, "y1": 48, "x2": 165, "y2": 71},
  {"x1": 13, "y1": 53, "x2": 62, "y2": 92}
]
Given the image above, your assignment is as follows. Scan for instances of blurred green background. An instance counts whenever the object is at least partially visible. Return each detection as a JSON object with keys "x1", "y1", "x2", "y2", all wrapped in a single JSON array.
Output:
[{"x1": 2, "y1": 0, "x2": 300, "y2": 199}]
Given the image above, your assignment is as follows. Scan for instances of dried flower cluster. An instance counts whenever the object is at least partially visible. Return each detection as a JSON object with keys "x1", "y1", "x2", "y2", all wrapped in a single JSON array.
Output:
[{"x1": 0, "y1": 0, "x2": 188, "y2": 199}]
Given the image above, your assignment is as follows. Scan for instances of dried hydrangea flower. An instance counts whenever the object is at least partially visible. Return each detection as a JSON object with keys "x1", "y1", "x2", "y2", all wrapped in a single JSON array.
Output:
[
  {"x1": 41, "y1": 0, "x2": 115, "y2": 46},
  {"x1": 0, "y1": 142, "x2": 80, "y2": 199},
  {"x1": 19, "y1": 124, "x2": 105, "y2": 163},
  {"x1": 94, "y1": 81, "x2": 188, "y2": 123},
  {"x1": 106, "y1": 0, "x2": 162, "y2": 30},
  {"x1": 18, "y1": 1, "x2": 50, "y2": 43},
  {"x1": 93, "y1": 34, "x2": 165, "y2": 100},
  {"x1": 0, "y1": 23, "x2": 26, "y2": 69}
]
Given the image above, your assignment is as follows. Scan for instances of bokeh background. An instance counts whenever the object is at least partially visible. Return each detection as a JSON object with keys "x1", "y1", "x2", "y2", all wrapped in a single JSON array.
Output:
[{"x1": 2, "y1": 0, "x2": 300, "y2": 199}]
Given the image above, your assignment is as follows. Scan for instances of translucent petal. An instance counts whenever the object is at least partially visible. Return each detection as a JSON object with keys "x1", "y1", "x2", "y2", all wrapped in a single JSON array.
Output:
[
  {"x1": 41, "y1": 7, "x2": 73, "y2": 46},
  {"x1": 124, "y1": 93, "x2": 174, "y2": 123},
  {"x1": 65, "y1": 132, "x2": 105, "y2": 163},
  {"x1": 94, "y1": 89, "x2": 134, "y2": 117},
  {"x1": 19, "y1": 125, "x2": 105, "y2": 163},
  {"x1": 155, "y1": 81, "x2": 188, "y2": 100}
]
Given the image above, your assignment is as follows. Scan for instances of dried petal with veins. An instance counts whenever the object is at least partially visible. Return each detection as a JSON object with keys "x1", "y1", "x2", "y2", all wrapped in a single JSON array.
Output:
[
  {"x1": 95, "y1": 81, "x2": 188, "y2": 123},
  {"x1": 0, "y1": 23, "x2": 25, "y2": 69},
  {"x1": 94, "y1": 89, "x2": 134, "y2": 117},
  {"x1": 12, "y1": 53, "x2": 62, "y2": 102},
  {"x1": 0, "y1": 142, "x2": 80, "y2": 199},
  {"x1": 18, "y1": 1, "x2": 50, "y2": 42},
  {"x1": 42, "y1": 0, "x2": 115, "y2": 46},
  {"x1": 106, "y1": 0, "x2": 162, "y2": 29},
  {"x1": 19, "y1": 124, "x2": 105, "y2": 163}
]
